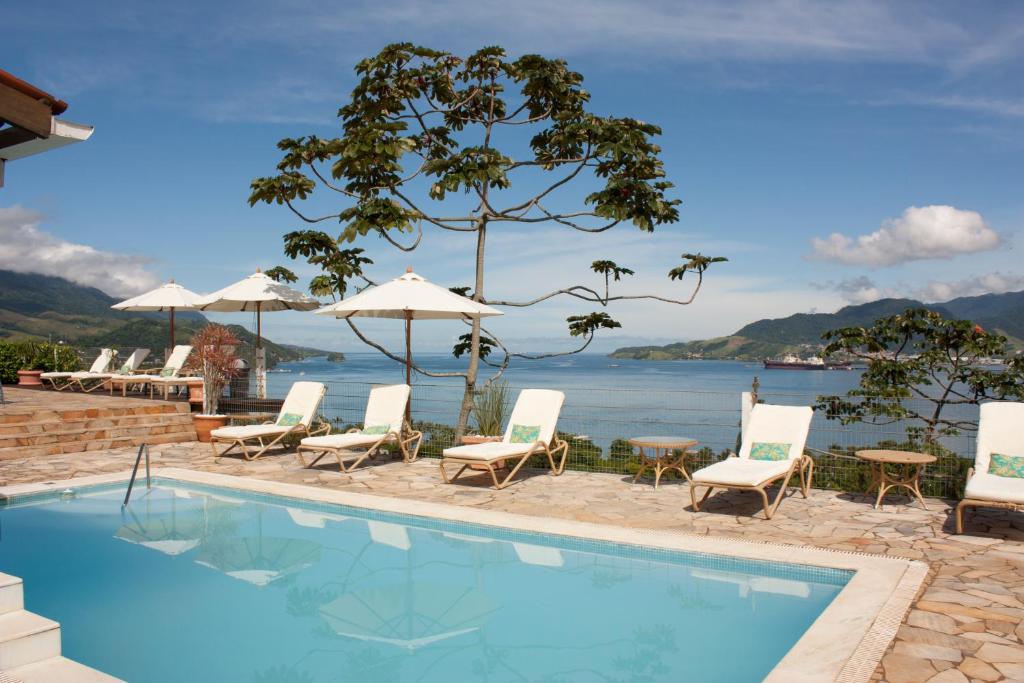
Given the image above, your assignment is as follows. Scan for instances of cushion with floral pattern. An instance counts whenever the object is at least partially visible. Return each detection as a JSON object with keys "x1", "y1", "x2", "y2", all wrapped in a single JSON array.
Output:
[
  {"x1": 360, "y1": 424, "x2": 391, "y2": 435},
  {"x1": 749, "y1": 442, "x2": 791, "y2": 461},
  {"x1": 988, "y1": 452, "x2": 1024, "y2": 479},
  {"x1": 509, "y1": 424, "x2": 541, "y2": 444},
  {"x1": 277, "y1": 413, "x2": 304, "y2": 427}
]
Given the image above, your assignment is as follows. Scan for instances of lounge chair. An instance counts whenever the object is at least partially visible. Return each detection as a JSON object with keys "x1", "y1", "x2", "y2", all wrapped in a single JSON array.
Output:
[
  {"x1": 210, "y1": 381, "x2": 328, "y2": 460},
  {"x1": 41, "y1": 348, "x2": 115, "y2": 390},
  {"x1": 956, "y1": 402, "x2": 1024, "y2": 534},
  {"x1": 66, "y1": 348, "x2": 150, "y2": 393},
  {"x1": 108, "y1": 345, "x2": 191, "y2": 397},
  {"x1": 689, "y1": 403, "x2": 814, "y2": 520},
  {"x1": 439, "y1": 389, "x2": 569, "y2": 490},
  {"x1": 296, "y1": 384, "x2": 422, "y2": 472}
]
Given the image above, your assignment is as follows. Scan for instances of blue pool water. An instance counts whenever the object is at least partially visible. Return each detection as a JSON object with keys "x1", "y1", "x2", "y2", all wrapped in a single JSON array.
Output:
[{"x1": 0, "y1": 482, "x2": 849, "y2": 682}]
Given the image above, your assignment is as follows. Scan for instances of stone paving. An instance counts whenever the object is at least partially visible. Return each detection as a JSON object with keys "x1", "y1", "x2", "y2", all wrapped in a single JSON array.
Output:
[{"x1": 1, "y1": 440, "x2": 1023, "y2": 682}]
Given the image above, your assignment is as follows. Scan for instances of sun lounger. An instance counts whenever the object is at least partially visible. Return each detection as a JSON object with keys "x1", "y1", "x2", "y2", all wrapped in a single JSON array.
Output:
[
  {"x1": 956, "y1": 402, "x2": 1024, "y2": 533},
  {"x1": 41, "y1": 348, "x2": 115, "y2": 390},
  {"x1": 210, "y1": 381, "x2": 328, "y2": 460},
  {"x1": 296, "y1": 384, "x2": 422, "y2": 472},
  {"x1": 108, "y1": 345, "x2": 191, "y2": 397},
  {"x1": 439, "y1": 389, "x2": 568, "y2": 489},
  {"x1": 67, "y1": 348, "x2": 150, "y2": 393},
  {"x1": 689, "y1": 403, "x2": 814, "y2": 520}
]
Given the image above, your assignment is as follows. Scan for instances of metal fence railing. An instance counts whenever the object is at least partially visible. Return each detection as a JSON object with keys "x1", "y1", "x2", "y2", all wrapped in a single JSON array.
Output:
[{"x1": 63, "y1": 351, "x2": 979, "y2": 499}]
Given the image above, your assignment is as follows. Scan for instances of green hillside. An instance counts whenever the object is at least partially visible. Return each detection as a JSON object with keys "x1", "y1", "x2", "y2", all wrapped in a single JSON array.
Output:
[
  {"x1": 0, "y1": 270, "x2": 341, "y2": 367},
  {"x1": 612, "y1": 294, "x2": 1023, "y2": 360}
]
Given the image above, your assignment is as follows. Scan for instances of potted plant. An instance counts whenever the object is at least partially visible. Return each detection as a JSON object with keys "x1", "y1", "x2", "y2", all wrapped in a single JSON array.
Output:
[
  {"x1": 464, "y1": 381, "x2": 509, "y2": 469},
  {"x1": 184, "y1": 324, "x2": 239, "y2": 442},
  {"x1": 3, "y1": 341, "x2": 79, "y2": 387}
]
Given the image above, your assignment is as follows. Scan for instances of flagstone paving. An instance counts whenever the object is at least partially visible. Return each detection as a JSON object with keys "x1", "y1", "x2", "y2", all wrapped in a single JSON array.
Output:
[{"x1": 1, "y1": 440, "x2": 1023, "y2": 682}]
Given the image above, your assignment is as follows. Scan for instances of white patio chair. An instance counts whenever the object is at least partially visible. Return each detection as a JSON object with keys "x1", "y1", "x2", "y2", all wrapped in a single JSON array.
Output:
[
  {"x1": 956, "y1": 402, "x2": 1024, "y2": 533},
  {"x1": 690, "y1": 403, "x2": 814, "y2": 520},
  {"x1": 108, "y1": 345, "x2": 192, "y2": 397},
  {"x1": 440, "y1": 389, "x2": 568, "y2": 490},
  {"x1": 41, "y1": 348, "x2": 115, "y2": 390},
  {"x1": 296, "y1": 384, "x2": 422, "y2": 472},
  {"x1": 69, "y1": 348, "x2": 150, "y2": 392},
  {"x1": 210, "y1": 381, "x2": 328, "y2": 460}
]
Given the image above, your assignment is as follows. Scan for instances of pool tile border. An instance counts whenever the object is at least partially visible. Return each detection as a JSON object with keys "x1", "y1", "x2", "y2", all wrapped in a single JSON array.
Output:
[{"x1": 0, "y1": 467, "x2": 927, "y2": 683}]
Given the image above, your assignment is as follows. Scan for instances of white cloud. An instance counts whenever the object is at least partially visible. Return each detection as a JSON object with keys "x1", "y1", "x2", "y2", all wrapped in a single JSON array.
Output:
[
  {"x1": 808, "y1": 205, "x2": 1000, "y2": 267},
  {"x1": 818, "y1": 272, "x2": 1024, "y2": 305},
  {"x1": 0, "y1": 205, "x2": 159, "y2": 297}
]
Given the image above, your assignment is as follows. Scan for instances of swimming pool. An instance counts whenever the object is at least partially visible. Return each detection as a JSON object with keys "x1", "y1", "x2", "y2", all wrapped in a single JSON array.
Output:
[{"x1": 0, "y1": 471, "x2": 921, "y2": 682}]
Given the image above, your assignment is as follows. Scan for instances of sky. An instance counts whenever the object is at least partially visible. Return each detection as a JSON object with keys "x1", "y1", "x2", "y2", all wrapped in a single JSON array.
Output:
[{"x1": 2, "y1": 0, "x2": 1023, "y2": 355}]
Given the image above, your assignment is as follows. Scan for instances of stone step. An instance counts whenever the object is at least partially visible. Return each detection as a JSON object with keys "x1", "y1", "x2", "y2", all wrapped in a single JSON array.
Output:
[
  {"x1": 0, "y1": 413, "x2": 193, "y2": 436},
  {"x1": 7, "y1": 656, "x2": 123, "y2": 683},
  {"x1": 0, "y1": 419, "x2": 195, "y2": 448},
  {"x1": 0, "y1": 429, "x2": 197, "y2": 461},
  {"x1": 0, "y1": 611, "x2": 60, "y2": 671},
  {"x1": 0, "y1": 575, "x2": 23, "y2": 616},
  {"x1": 0, "y1": 404, "x2": 189, "y2": 426}
]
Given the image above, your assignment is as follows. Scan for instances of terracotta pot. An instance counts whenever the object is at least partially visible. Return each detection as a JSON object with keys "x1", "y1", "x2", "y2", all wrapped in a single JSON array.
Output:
[
  {"x1": 193, "y1": 414, "x2": 228, "y2": 443},
  {"x1": 17, "y1": 370, "x2": 43, "y2": 387},
  {"x1": 187, "y1": 381, "x2": 204, "y2": 405},
  {"x1": 461, "y1": 434, "x2": 505, "y2": 470}
]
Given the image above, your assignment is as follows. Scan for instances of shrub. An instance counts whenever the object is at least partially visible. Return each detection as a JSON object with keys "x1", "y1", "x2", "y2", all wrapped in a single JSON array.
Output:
[{"x1": 0, "y1": 341, "x2": 80, "y2": 383}]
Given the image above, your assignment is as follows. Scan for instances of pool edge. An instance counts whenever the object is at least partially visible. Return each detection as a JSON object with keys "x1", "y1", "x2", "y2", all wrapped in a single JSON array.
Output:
[{"x1": 1, "y1": 467, "x2": 926, "y2": 683}]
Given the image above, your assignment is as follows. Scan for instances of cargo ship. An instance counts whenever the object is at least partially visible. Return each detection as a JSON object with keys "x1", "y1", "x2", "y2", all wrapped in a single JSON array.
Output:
[{"x1": 763, "y1": 355, "x2": 852, "y2": 370}]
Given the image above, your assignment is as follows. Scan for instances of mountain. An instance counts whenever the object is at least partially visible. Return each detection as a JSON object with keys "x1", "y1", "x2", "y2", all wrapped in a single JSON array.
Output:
[
  {"x1": 611, "y1": 293, "x2": 1024, "y2": 361},
  {"x1": 0, "y1": 270, "x2": 341, "y2": 366}
]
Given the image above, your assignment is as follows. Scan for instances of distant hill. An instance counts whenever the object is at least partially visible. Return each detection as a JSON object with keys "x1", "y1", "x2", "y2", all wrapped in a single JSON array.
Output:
[
  {"x1": 611, "y1": 293, "x2": 1024, "y2": 361},
  {"x1": 0, "y1": 270, "x2": 341, "y2": 366}
]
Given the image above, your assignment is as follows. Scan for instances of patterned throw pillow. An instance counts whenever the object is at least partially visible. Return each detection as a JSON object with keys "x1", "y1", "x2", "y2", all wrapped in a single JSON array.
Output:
[
  {"x1": 277, "y1": 412, "x2": 303, "y2": 427},
  {"x1": 749, "y1": 442, "x2": 791, "y2": 461},
  {"x1": 360, "y1": 425, "x2": 391, "y2": 435},
  {"x1": 509, "y1": 424, "x2": 541, "y2": 444},
  {"x1": 118, "y1": 362, "x2": 132, "y2": 374},
  {"x1": 159, "y1": 368, "x2": 175, "y2": 377},
  {"x1": 988, "y1": 453, "x2": 1024, "y2": 479}
]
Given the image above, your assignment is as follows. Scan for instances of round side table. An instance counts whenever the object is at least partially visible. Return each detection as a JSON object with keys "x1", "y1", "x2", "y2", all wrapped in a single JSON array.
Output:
[
  {"x1": 629, "y1": 436, "x2": 699, "y2": 489},
  {"x1": 856, "y1": 449, "x2": 937, "y2": 510}
]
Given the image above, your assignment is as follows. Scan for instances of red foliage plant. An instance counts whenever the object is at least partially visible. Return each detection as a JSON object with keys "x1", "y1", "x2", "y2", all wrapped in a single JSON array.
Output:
[{"x1": 185, "y1": 324, "x2": 240, "y2": 415}]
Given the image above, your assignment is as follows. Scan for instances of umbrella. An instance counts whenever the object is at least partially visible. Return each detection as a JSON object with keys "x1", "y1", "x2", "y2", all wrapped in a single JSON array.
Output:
[
  {"x1": 111, "y1": 280, "x2": 202, "y2": 351},
  {"x1": 315, "y1": 268, "x2": 502, "y2": 419},
  {"x1": 194, "y1": 269, "x2": 320, "y2": 398},
  {"x1": 115, "y1": 499, "x2": 206, "y2": 556}
]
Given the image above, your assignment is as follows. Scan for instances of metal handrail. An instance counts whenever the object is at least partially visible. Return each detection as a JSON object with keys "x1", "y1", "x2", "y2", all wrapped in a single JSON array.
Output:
[{"x1": 122, "y1": 443, "x2": 151, "y2": 507}]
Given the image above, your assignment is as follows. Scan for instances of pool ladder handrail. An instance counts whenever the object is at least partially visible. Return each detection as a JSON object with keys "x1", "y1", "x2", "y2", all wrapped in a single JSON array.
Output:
[{"x1": 122, "y1": 443, "x2": 151, "y2": 507}]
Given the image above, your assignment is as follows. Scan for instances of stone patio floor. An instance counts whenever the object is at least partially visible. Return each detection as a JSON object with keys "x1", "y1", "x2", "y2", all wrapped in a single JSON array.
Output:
[{"x1": 2, "y1": 440, "x2": 1023, "y2": 683}]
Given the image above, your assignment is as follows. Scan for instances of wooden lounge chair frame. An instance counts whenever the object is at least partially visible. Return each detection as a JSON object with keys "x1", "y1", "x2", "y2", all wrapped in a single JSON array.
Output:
[
  {"x1": 296, "y1": 422, "x2": 424, "y2": 472},
  {"x1": 440, "y1": 437, "x2": 570, "y2": 490},
  {"x1": 212, "y1": 382, "x2": 329, "y2": 461},
  {"x1": 43, "y1": 349, "x2": 115, "y2": 391},
  {"x1": 690, "y1": 453, "x2": 814, "y2": 520},
  {"x1": 956, "y1": 467, "x2": 1024, "y2": 533},
  {"x1": 212, "y1": 420, "x2": 330, "y2": 461}
]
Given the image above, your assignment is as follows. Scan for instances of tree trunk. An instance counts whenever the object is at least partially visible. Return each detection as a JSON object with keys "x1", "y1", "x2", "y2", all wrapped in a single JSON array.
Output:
[{"x1": 456, "y1": 219, "x2": 487, "y2": 438}]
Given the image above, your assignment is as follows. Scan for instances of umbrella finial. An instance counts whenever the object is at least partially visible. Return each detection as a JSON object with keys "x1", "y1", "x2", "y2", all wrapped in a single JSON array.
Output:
[
  {"x1": 406, "y1": 266, "x2": 413, "y2": 273},
  {"x1": 256, "y1": 267, "x2": 262, "y2": 273},
  {"x1": 168, "y1": 278, "x2": 175, "y2": 284}
]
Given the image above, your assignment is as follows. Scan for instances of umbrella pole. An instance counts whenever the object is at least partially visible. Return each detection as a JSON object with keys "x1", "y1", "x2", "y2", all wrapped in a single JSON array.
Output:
[
  {"x1": 169, "y1": 307, "x2": 175, "y2": 351},
  {"x1": 255, "y1": 302, "x2": 266, "y2": 399},
  {"x1": 405, "y1": 311, "x2": 412, "y2": 425}
]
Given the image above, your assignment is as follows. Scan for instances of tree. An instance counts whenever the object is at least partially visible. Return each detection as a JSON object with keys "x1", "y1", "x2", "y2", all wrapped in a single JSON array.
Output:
[
  {"x1": 818, "y1": 308, "x2": 1024, "y2": 444},
  {"x1": 250, "y1": 44, "x2": 725, "y2": 435}
]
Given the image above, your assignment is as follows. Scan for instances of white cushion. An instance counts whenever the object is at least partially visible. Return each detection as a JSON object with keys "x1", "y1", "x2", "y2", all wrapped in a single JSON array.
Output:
[
  {"x1": 975, "y1": 402, "x2": 1024, "y2": 474},
  {"x1": 276, "y1": 381, "x2": 327, "y2": 426},
  {"x1": 443, "y1": 441, "x2": 534, "y2": 461},
  {"x1": 211, "y1": 424, "x2": 292, "y2": 440},
  {"x1": 300, "y1": 433, "x2": 391, "y2": 450},
  {"x1": 739, "y1": 404, "x2": 813, "y2": 461},
  {"x1": 964, "y1": 472, "x2": 1024, "y2": 505},
  {"x1": 691, "y1": 458, "x2": 796, "y2": 487},
  {"x1": 363, "y1": 384, "x2": 410, "y2": 434},
  {"x1": 150, "y1": 375, "x2": 202, "y2": 384},
  {"x1": 502, "y1": 389, "x2": 565, "y2": 446},
  {"x1": 40, "y1": 372, "x2": 73, "y2": 379}
]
